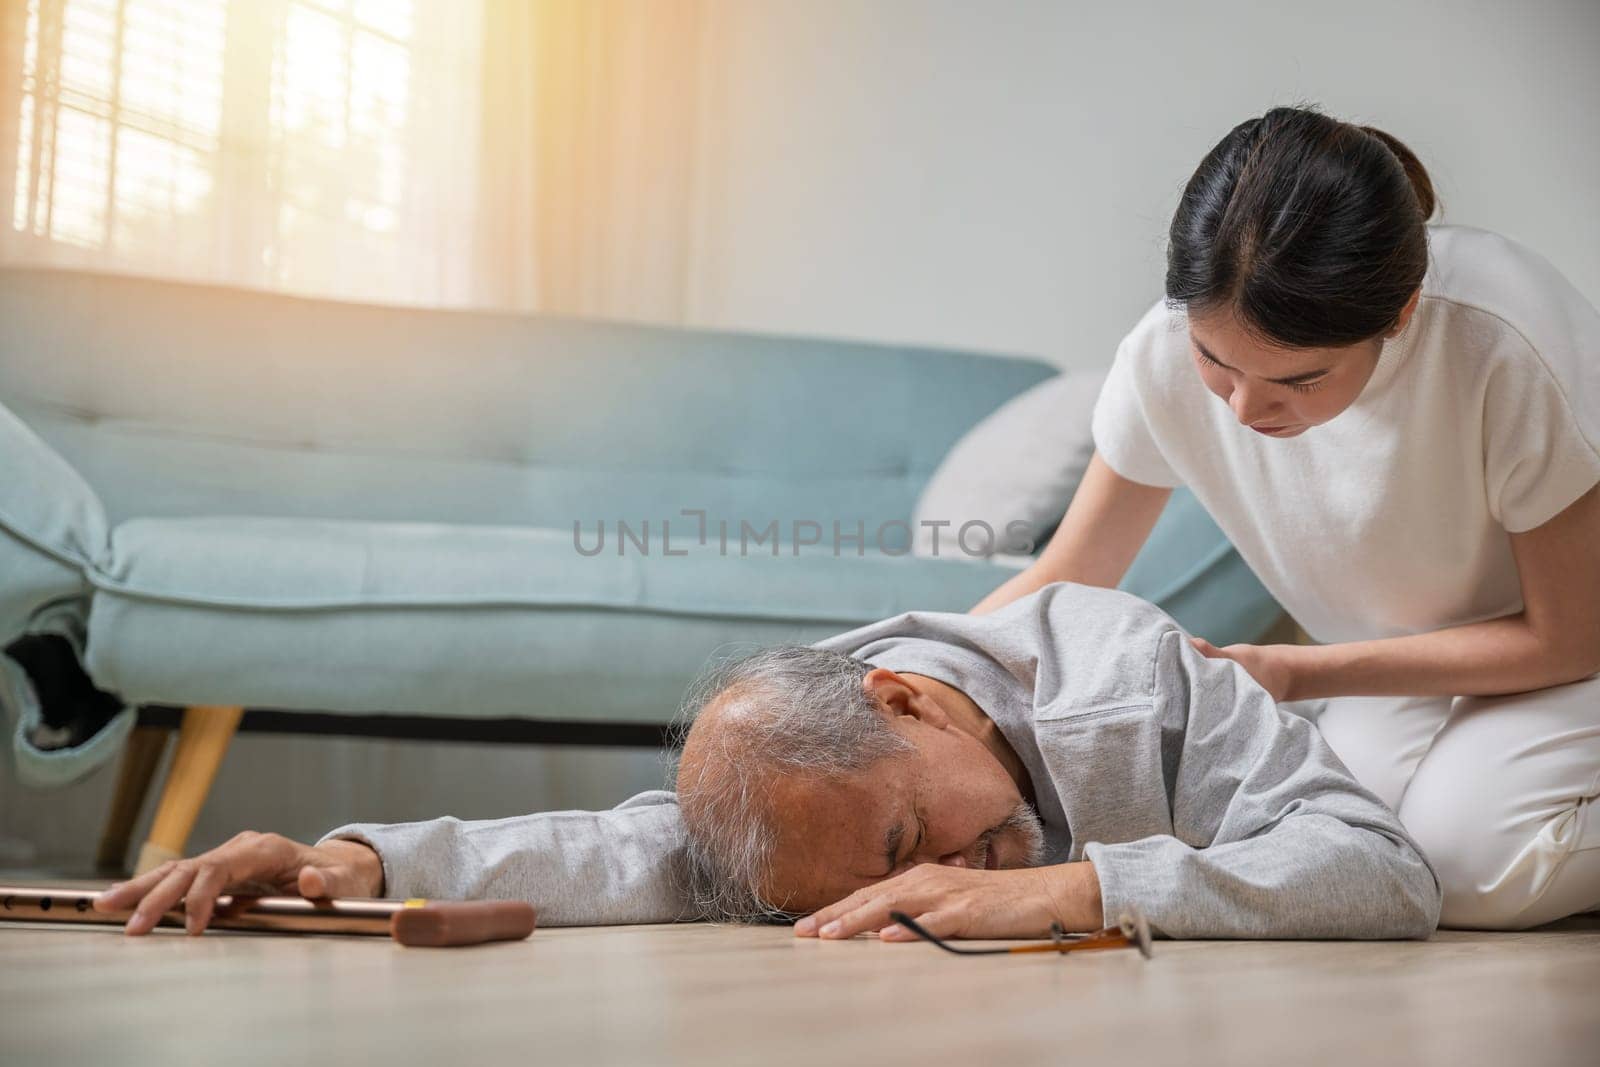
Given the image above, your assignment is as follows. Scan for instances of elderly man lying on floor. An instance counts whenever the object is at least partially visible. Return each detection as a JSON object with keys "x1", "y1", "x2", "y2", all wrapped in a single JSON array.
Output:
[{"x1": 98, "y1": 582, "x2": 1442, "y2": 941}]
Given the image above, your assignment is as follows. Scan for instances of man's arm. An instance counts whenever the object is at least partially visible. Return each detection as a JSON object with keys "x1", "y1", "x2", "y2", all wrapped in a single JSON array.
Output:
[
  {"x1": 1084, "y1": 630, "x2": 1442, "y2": 939},
  {"x1": 320, "y1": 790, "x2": 697, "y2": 926},
  {"x1": 97, "y1": 791, "x2": 697, "y2": 934}
]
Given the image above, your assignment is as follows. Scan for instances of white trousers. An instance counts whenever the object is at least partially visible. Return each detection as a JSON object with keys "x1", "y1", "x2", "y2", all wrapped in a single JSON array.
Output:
[{"x1": 1308, "y1": 673, "x2": 1600, "y2": 929}]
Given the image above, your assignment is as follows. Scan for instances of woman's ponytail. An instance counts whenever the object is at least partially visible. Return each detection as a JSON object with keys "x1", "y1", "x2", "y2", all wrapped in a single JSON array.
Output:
[{"x1": 1359, "y1": 126, "x2": 1439, "y2": 220}]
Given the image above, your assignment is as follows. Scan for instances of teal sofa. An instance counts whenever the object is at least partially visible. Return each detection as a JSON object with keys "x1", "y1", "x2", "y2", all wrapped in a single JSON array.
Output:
[{"x1": 0, "y1": 266, "x2": 1280, "y2": 871}]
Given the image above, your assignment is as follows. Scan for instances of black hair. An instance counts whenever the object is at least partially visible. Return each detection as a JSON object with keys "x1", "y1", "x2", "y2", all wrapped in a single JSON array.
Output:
[{"x1": 1165, "y1": 105, "x2": 1437, "y2": 349}]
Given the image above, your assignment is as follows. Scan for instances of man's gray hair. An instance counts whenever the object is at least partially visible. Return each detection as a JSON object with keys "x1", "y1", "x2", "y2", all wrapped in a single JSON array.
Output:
[{"x1": 671, "y1": 644, "x2": 912, "y2": 923}]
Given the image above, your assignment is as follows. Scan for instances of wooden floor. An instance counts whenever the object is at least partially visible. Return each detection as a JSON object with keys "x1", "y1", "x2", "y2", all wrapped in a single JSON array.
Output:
[{"x1": 2, "y1": 913, "x2": 1597, "y2": 1065}]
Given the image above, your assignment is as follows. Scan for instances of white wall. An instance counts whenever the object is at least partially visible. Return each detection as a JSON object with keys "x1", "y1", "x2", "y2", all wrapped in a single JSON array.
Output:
[{"x1": 687, "y1": 0, "x2": 1600, "y2": 368}]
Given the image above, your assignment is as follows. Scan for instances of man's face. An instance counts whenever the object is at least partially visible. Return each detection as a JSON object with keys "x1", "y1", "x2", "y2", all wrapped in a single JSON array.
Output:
[{"x1": 756, "y1": 701, "x2": 1041, "y2": 915}]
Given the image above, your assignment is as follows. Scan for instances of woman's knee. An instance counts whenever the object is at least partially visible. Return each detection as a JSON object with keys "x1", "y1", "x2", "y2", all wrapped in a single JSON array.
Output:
[
  {"x1": 1400, "y1": 682, "x2": 1600, "y2": 928},
  {"x1": 1402, "y1": 774, "x2": 1599, "y2": 930},
  {"x1": 1401, "y1": 729, "x2": 1600, "y2": 927}
]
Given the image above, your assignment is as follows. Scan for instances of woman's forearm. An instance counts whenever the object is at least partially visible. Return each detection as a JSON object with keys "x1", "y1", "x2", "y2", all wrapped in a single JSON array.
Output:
[
  {"x1": 1288, "y1": 485, "x2": 1600, "y2": 701},
  {"x1": 1285, "y1": 613, "x2": 1600, "y2": 701}
]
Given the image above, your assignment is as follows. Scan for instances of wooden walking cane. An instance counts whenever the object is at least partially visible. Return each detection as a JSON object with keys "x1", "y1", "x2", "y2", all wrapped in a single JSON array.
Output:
[{"x1": 0, "y1": 886, "x2": 537, "y2": 947}]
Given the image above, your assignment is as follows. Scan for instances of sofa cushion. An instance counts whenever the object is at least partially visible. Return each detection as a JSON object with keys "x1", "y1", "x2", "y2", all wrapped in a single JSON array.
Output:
[
  {"x1": 85, "y1": 517, "x2": 1021, "y2": 722},
  {"x1": 84, "y1": 504, "x2": 1279, "y2": 726},
  {"x1": 911, "y1": 369, "x2": 1106, "y2": 563}
]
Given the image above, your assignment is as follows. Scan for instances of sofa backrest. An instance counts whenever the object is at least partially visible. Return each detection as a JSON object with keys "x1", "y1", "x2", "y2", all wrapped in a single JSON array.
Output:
[{"x1": 0, "y1": 268, "x2": 1056, "y2": 546}]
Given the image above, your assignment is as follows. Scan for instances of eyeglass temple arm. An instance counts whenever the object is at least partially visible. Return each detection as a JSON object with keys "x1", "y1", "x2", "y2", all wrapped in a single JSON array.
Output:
[{"x1": 888, "y1": 910, "x2": 1153, "y2": 958}]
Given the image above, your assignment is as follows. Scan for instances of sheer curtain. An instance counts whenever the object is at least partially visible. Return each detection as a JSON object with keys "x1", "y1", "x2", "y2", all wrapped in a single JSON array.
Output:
[
  {"x1": 0, "y1": 0, "x2": 706, "y2": 321},
  {"x1": 474, "y1": 0, "x2": 707, "y2": 320}
]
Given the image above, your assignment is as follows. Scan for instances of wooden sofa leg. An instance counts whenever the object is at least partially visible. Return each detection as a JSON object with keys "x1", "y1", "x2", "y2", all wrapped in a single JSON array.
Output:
[
  {"x1": 95, "y1": 723, "x2": 172, "y2": 874},
  {"x1": 133, "y1": 706, "x2": 244, "y2": 875}
]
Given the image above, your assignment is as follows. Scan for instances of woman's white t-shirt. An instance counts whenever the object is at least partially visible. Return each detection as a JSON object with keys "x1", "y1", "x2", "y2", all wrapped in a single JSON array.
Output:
[{"x1": 1091, "y1": 224, "x2": 1600, "y2": 644}]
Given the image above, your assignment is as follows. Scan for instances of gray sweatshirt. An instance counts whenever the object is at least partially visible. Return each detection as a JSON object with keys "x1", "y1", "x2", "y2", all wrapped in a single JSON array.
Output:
[{"x1": 322, "y1": 583, "x2": 1442, "y2": 938}]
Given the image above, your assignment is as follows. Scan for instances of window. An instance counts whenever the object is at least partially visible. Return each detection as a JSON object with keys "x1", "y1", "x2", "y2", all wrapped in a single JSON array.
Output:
[
  {"x1": 13, "y1": 0, "x2": 228, "y2": 255},
  {"x1": 9, "y1": 0, "x2": 432, "y2": 298},
  {"x1": 268, "y1": 0, "x2": 415, "y2": 285}
]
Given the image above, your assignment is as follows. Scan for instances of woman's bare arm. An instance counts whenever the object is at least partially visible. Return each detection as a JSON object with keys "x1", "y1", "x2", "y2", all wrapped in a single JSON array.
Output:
[
  {"x1": 1263, "y1": 482, "x2": 1600, "y2": 700},
  {"x1": 970, "y1": 452, "x2": 1172, "y2": 614}
]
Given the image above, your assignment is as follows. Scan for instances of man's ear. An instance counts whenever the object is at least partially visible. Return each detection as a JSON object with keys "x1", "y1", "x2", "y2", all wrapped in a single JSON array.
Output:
[{"x1": 862, "y1": 668, "x2": 949, "y2": 728}]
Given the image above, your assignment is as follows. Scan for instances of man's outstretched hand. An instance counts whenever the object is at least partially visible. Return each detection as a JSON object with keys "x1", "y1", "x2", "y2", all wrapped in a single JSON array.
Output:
[
  {"x1": 793, "y1": 861, "x2": 1102, "y2": 942},
  {"x1": 93, "y1": 832, "x2": 384, "y2": 936}
]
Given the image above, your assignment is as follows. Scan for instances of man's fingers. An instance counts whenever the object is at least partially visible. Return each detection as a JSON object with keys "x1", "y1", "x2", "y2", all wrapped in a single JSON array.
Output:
[
  {"x1": 94, "y1": 866, "x2": 177, "y2": 912},
  {"x1": 817, "y1": 896, "x2": 904, "y2": 940},
  {"x1": 797, "y1": 866, "x2": 955, "y2": 938},
  {"x1": 794, "y1": 891, "x2": 866, "y2": 937},
  {"x1": 299, "y1": 850, "x2": 380, "y2": 900},
  {"x1": 180, "y1": 863, "x2": 230, "y2": 935},
  {"x1": 126, "y1": 864, "x2": 198, "y2": 936},
  {"x1": 794, "y1": 881, "x2": 887, "y2": 937},
  {"x1": 298, "y1": 864, "x2": 337, "y2": 899},
  {"x1": 93, "y1": 832, "x2": 327, "y2": 937},
  {"x1": 880, "y1": 910, "x2": 958, "y2": 942}
]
